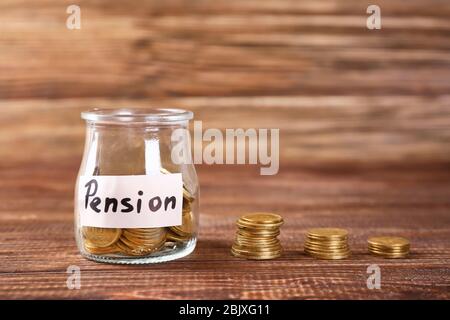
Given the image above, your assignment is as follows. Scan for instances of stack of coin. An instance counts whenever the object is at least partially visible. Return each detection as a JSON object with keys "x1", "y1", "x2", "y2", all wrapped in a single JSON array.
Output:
[
  {"x1": 231, "y1": 213, "x2": 283, "y2": 260},
  {"x1": 304, "y1": 228, "x2": 350, "y2": 260},
  {"x1": 368, "y1": 236, "x2": 410, "y2": 258}
]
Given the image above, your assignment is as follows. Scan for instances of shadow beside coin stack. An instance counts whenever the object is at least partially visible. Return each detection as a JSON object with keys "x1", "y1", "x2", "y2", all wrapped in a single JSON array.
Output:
[{"x1": 82, "y1": 178, "x2": 195, "y2": 257}]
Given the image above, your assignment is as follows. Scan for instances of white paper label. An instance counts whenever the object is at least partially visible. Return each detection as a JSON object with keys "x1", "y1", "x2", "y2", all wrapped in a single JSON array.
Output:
[{"x1": 77, "y1": 174, "x2": 183, "y2": 228}]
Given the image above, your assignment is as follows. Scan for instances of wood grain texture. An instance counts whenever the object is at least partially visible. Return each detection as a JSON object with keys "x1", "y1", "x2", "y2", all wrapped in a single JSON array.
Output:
[
  {"x1": 2, "y1": 0, "x2": 450, "y2": 98},
  {"x1": 0, "y1": 163, "x2": 449, "y2": 299},
  {"x1": 0, "y1": 0, "x2": 449, "y2": 299},
  {"x1": 0, "y1": 0, "x2": 449, "y2": 165}
]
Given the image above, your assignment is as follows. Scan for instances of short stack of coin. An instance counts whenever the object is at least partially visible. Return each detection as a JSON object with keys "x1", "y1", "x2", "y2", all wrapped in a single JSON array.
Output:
[
  {"x1": 304, "y1": 228, "x2": 350, "y2": 260},
  {"x1": 231, "y1": 213, "x2": 283, "y2": 260},
  {"x1": 368, "y1": 236, "x2": 410, "y2": 258}
]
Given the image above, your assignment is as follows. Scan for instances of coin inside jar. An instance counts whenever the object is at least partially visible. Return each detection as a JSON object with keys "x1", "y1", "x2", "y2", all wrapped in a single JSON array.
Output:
[
  {"x1": 82, "y1": 227, "x2": 122, "y2": 248},
  {"x1": 169, "y1": 209, "x2": 195, "y2": 238},
  {"x1": 117, "y1": 227, "x2": 167, "y2": 256}
]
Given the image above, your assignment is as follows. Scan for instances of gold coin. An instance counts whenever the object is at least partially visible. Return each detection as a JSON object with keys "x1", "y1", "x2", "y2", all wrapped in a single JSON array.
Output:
[
  {"x1": 231, "y1": 248, "x2": 282, "y2": 259},
  {"x1": 122, "y1": 233, "x2": 165, "y2": 247},
  {"x1": 231, "y1": 213, "x2": 284, "y2": 259},
  {"x1": 236, "y1": 222, "x2": 281, "y2": 231},
  {"x1": 82, "y1": 227, "x2": 122, "y2": 248},
  {"x1": 369, "y1": 248, "x2": 409, "y2": 256},
  {"x1": 305, "y1": 245, "x2": 349, "y2": 252},
  {"x1": 166, "y1": 230, "x2": 191, "y2": 242},
  {"x1": 303, "y1": 228, "x2": 351, "y2": 260},
  {"x1": 124, "y1": 228, "x2": 165, "y2": 237},
  {"x1": 305, "y1": 239, "x2": 348, "y2": 248},
  {"x1": 238, "y1": 213, "x2": 283, "y2": 229},
  {"x1": 116, "y1": 238, "x2": 165, "y2": 256},
  {"x1": 160, "y1": 167, "x2": 195, "y2": 202},
  {"x1": 231, "y1": 248, "x2": 282, "y2": 260},
  {"x1": 368, "y1": 244, "x2": 409, "y2": 253},
  {"x1": 304, "y1": 243, "x2": 349, "y2": 251},
  {"x1": 368, "y1": 236, "x2": 410, "y2": 248},
  {"x1": 232, "y1": 243, "x2": 282, "y2": 253},
  {"x1": 117, "y1": 227, "x2": 166, "y2": 256},
  {"x1": 231, "y1": 251, "x2": 283, "y2": 259},
  {"x1": 307, "y1": 228, "x2": 348, "y2": 239},
  {"x1": 115, "y1": 240, "x2": 146, "y2": 256},
  {"x1": 235, "y1": 237, "x2": 280, "y2": 246},
  {"x1": 305, "y1": 247, "x2": 350, "y2": 255},
  {"x1": 84, "y1": 242, "x2": 119, "y2": 254},
  {"x1": 240, "y1": 212, "x2": 283, "y2": 224},
  {"x1": 237, "y1": 229, "x2": 280, "y2": 237},
  {"x1": 170, "y1": 210, "x2": 194, "y2": 236},
  {"x1": 123, "y1": 228, "x2": 165, "y2": 240}
]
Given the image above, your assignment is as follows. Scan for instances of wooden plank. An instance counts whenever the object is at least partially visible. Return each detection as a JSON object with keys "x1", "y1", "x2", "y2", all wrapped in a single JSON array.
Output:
[
  {"x1": 0, "y1": 97, "x2": 449, "y2": 166},
  {"x1": 0, "y1": 0, "x2": 449, "y2": 300},
  {"x1": 0, "y1": 0, "x2": 449, "y2": 99}
]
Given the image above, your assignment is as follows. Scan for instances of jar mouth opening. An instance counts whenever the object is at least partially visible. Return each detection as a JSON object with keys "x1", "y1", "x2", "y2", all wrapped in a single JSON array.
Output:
[{"x1": 81, "y1": 108, "x2": 193, "y2": 124}]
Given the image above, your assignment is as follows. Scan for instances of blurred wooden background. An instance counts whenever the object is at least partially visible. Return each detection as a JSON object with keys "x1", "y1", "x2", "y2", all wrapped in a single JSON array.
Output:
[
  {"x1": 1, "y1": 0, "x2": 449, "y2": 166},
  {"x1": 0, "y1": 0, "x2": 449, "y2": 299}
]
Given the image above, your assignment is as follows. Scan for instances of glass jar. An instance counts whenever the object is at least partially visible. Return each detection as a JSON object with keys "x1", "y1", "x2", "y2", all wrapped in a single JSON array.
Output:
[{"x1": 75, "y1": 108, "x2": 199, "y2": 264}]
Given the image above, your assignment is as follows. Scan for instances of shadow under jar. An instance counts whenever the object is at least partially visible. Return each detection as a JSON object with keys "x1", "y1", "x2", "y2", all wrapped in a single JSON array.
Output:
[{"x1": 75, "y1": 108, "x2": 199, "y2": 264}]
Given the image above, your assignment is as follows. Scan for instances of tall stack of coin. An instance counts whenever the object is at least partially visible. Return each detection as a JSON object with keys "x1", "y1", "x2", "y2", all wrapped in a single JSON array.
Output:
[
  {"x1": 231, "y1": 213, "x2": 283, "y2": 260},
  {"x1": 368, "y1": 236, "x2": 410, "y2": 258},
  {"x1": 304, "y1": 228, "x2": 350, "y2": 260}
]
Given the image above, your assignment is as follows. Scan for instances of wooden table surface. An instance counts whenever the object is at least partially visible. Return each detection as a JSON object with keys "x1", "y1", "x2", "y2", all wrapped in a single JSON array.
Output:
[
  {"x1": 1, "y1": 162, "x2": 450, "y2": 299},
  {"x1": 0, "y1": 0, "x2": 449, "y2": 299}
]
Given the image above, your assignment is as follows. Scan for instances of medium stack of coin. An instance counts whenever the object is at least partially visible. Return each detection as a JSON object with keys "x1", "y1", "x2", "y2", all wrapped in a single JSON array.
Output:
[
  {"x1": 304, "y1": 228, "x2": 350, "y2": 260},
  {"x1": 231, "y1": 213, "x2": 283, "y2": 260},
  {"x1": 368, "y1": 236, "x2": 410, "y2": 258}
]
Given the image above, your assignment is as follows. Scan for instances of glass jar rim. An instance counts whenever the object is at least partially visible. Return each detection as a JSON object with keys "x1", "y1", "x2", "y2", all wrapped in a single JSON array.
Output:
[{"x1": 81, "y1": 108, "x2": 193, "y2": 124}]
